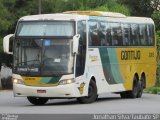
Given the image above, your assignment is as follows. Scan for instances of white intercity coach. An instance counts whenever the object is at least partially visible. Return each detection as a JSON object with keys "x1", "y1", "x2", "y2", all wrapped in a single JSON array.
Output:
[{"x1": 3, "y1": 11, "x2": 156, "y2": 105}]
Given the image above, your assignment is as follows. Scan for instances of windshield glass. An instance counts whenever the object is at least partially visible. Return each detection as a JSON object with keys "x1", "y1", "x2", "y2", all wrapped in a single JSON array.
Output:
[
  {"x1": 13, "y1": 38, "x2": 74, "y2": 76},
  {"x1": 16, "y1": 21, "x2": 74, "y2": 37}
]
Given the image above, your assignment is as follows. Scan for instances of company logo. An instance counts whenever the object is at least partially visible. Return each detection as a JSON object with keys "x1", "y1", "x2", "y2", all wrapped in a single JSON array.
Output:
[{"x1": 121, "y1": 50, "x2": 140, "y2": 60}]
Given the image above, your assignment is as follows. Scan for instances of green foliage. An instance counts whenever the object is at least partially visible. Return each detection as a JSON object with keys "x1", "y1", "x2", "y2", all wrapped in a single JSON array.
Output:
[
  {"x1": 157, "y1": 31, "x2": 160, "y2": 46},
  {"x1": 0, "y1": 2, "x2": 12, "y2": 34},
  {"x1": 152, "y1": 11, "x2": 160, "y2": 31},
  {"x1": 144, "y1": 87, "x2": 160, "y2": 94},
  {"x1": 81, "y1": 0, "x2": 131, "y2": 15},
  {"x1": 118, "y1": 0, "x2": 154, "y2": 17},
  {"x1": 108, "y1": 3, "x2": 130, "y2": 16},
  {"x1": 94, "y1": 6, "x2": 109, "y2": 11},
  {"x1": 156, "y1": 31, "x2": 160, "y2": 87}
]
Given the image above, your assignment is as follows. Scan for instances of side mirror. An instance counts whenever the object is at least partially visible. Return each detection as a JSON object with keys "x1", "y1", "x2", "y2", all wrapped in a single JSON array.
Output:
[
  {"x1": 73, "y1": 34, "x2": 80, "y2": 54},
  {"x1": 3, "y1": 34, "x2": 14, "y2": 55}
]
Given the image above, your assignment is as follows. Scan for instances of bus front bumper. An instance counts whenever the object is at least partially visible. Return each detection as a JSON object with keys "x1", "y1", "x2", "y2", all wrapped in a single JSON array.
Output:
[{"x1": 13, "y1": 83, "x2": 82, "y2": 98}]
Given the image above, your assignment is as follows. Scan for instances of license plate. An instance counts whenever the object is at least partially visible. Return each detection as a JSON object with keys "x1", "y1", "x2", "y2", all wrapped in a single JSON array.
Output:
[{"x1": 37, "y1": 90, "x2": 46, "y2": 93}]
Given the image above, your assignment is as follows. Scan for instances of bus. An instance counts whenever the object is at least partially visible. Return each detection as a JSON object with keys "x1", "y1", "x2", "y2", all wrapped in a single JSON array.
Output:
[{"x1": 3, "y1": 11, "x2": 156, "y2": 105}]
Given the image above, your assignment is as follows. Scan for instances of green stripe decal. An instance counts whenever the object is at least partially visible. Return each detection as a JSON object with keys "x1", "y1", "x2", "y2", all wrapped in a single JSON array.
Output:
[
  {"x1": 39, "y1": 77, "x2": 61, "y2": 84},
  {"x1": 99, "y1": 48, "x2": 123, "y2": 84}
]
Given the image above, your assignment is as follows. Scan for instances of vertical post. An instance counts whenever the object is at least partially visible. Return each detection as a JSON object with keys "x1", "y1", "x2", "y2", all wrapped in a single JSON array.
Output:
[{"x1": 38, "y1": 0, "x2": 42, "y2": 14}]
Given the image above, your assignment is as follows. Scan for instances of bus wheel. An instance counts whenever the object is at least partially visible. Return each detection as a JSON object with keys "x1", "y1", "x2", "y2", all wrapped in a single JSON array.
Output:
[
  {"x1": 77, "y1": 80, "x2": 97, "y2": 104},
  {"x1": 27, "y1": 97, "x2": 48, "y2": 105},
  {"x1": 137, "y1": 79, "x2": 144, "y2": 98},
  {"x1": 128, "y1": 76, "x2": 139, "y2": 98}
]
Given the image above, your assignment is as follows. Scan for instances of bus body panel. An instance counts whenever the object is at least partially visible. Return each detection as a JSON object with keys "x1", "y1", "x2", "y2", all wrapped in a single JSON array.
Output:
[{"x1": 13, "y1": 74, "x2": 88, "y2": 97}]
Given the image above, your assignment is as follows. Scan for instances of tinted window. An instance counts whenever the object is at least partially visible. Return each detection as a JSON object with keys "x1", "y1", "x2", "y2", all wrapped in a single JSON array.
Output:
[
  {"x1": 17, "y1": 21, "x2": 74, "y2": 37},
  {"x1": 139, "y1": 24, "x2": 147, "y2": 46},
  {"x1": 147, "y1": 24, "x2": 154, "y2": 46},
  {"x1": 110, "y1": 23, "x2": 123, "y2": 46},
  {"x1": 99, "y1": 22, "x2": 107, "y2": 46},
  {"x1": 122, "y1": 23, "x2": 130, "y2": 46},
  {"x1": 106, "y1": 23, "x2": 112, "y2": 46},
  {"x1": 131, "y1": 24, "x2": 139, "y2": 45},
  {"x1": 88, "y1": 21, "x2": 99, "y2": 46}
]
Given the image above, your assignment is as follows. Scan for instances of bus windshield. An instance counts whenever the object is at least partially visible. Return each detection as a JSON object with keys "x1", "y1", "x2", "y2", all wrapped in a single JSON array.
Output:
[
  {"x1": 13, "y1": 38, "x2": 74, "y2": 76},
  {"x1": 16, "y1": 21, "x2": 74, "y2": 37}
]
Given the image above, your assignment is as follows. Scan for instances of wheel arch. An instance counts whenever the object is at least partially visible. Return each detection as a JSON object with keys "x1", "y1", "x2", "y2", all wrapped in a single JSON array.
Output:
[
  {"x1": 90, "y1": 76, "x2": 96, "y2": 83},
  {"x1": 134, "y1": 73, "x2": 139, "y2": 81}
]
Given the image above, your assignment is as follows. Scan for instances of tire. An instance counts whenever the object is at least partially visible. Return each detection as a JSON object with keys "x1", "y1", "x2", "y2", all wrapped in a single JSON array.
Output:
[
  {"x1": 77, "y1": 80, "x2": 97, "y2": 104},
  {"x1": 128, "y1": 76, "x2": 139, "y2": 98},
  {"x1": 120, "y1": 76, "x2": 139, "y2": 99},
  {"x1": 137, "y1": 79, "x2": 143, "y2": 98},
  {"x1": 27, "y1": 97, "x2": 48, "y2": 105}
]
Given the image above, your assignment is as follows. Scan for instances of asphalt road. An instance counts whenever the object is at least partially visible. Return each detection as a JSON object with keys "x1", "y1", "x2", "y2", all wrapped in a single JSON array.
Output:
[{"x1": 0, "y1": 90, "x2": 160, "y2": 114}]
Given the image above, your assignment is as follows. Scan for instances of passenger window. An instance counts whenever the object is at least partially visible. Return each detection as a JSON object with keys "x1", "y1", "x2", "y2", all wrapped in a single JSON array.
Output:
[
  {"x1": 122, "y1": 23, "x2": 130, "y2": 46},
  {"x1": 106, "y1": 23, "x2": 112, "y2": 46},
  {"x1": 139, "y1": 24, "x2": 147, "y2": 46},
  {"x1": 111, "y1": 23, "x2": 123, "y2": 46},
  {"x1": 131, "y1": 24, "x2": 139, "y2": 46},
  {"x1": 99, "y1": 22, "x2": 107, "y2": 46},
  {"x1": 147, "y1": 24, "x2": 154, "y2": 46},
  {"x1": 88, "y1": 21, "x2": 99, "y2": 46}
]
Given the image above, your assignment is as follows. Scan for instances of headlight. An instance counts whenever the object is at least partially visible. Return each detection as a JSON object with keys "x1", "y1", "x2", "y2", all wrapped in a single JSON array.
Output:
[
  {"x1": 13, "y1": 78, "x2": 25, "y2": 85},
  {"x1": 58, "y1": 79, "x2": 75, "y2": 85}
]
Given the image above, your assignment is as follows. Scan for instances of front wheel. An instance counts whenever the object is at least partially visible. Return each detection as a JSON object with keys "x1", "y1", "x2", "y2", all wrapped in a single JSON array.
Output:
[
  {"x1": 27, "y1": 97, "x2": 48, "y2": 105},
  {"x1": 77, "y1": 80, "x2": 97, "y2": 104}
]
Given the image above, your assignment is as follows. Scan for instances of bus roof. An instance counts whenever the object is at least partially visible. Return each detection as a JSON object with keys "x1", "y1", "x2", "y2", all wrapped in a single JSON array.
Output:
[
  {"x1": 64, "y1": 11, "x2": 154, "y2": 24},
  {"x1": 64, "y1": 11, "x2": 126, "y2": 18},
  {"x1": 19, "y1": 11, "x2": 154, "y2": 24},
  {"x1": 19, "y1": 13, "x2": 86, "y2": 21}
]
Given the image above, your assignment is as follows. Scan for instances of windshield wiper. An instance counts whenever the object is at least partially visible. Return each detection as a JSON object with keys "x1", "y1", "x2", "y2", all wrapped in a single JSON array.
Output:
[{"x1": 16, "y1": 60, "x2": 40, "y2": 66}]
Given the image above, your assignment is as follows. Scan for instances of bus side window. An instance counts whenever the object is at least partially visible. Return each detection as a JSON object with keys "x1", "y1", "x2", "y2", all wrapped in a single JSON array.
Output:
[
  {"x1": 147, "y1": 24, "x2": 154, "y2": 46},
  {"x1": 99, "y1": 21, "x2": 107, "y2": 46},
  {"x1": 122, "y1": 23, "x2": 130, "y2": 46},
  {"x1": 111, "y1": 23, "x2": 123, "y2": 46},
  {"x1": 88, "y1": 21, "x2": 99, "y2": 46},
  {"x1": 139, "y1": 24, "x2": 147, "y2": 46},
  {"x1": 106, "y1": 23, "x2": 112, "y2": 46},
  {"x1": 131, "y1": 24, "x2": 140, "y2": 46}
]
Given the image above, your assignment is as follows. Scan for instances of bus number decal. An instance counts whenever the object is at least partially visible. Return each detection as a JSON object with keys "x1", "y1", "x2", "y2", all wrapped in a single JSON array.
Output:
[{"x1": 149, "y1": 52, "x2": 154, "y2": 57}]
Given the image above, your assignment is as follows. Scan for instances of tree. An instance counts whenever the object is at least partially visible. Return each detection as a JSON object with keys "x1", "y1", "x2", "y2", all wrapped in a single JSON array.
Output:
[
  {"x1": 152, "y1": 11, "x2": 160, "y2": 30},
  {"x1": 118, "y1": 0, "x2": 155, "y2": 17}
]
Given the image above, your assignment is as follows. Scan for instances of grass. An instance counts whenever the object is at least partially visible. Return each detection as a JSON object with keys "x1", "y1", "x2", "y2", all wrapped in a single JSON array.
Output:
[{"x1": 144, "y1": 86, "x2": 160, "y2": 94}]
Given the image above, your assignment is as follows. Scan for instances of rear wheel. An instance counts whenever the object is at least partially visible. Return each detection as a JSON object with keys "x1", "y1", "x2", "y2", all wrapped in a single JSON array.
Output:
[
  {"x1": 27, "y1": 97, "x2": 48, "y2": 105},
  {"x1": 129, "y1": 76, "x2": 139, "y2": 98},
  {"x1": 137, "y1": 78, "x2": 144, "y2": 98},
  {"x1": 120, "y1": 76, "x2": 139, "y2": 98},
  {"x1": 77, "y1": 80, "x2": 97, "y2": 104}
]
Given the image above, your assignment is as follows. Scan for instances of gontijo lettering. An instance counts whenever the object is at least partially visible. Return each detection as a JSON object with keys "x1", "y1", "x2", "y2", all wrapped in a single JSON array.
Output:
[{"x1": 121, "y1": 50, "x2": 140, "y2": 60}]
